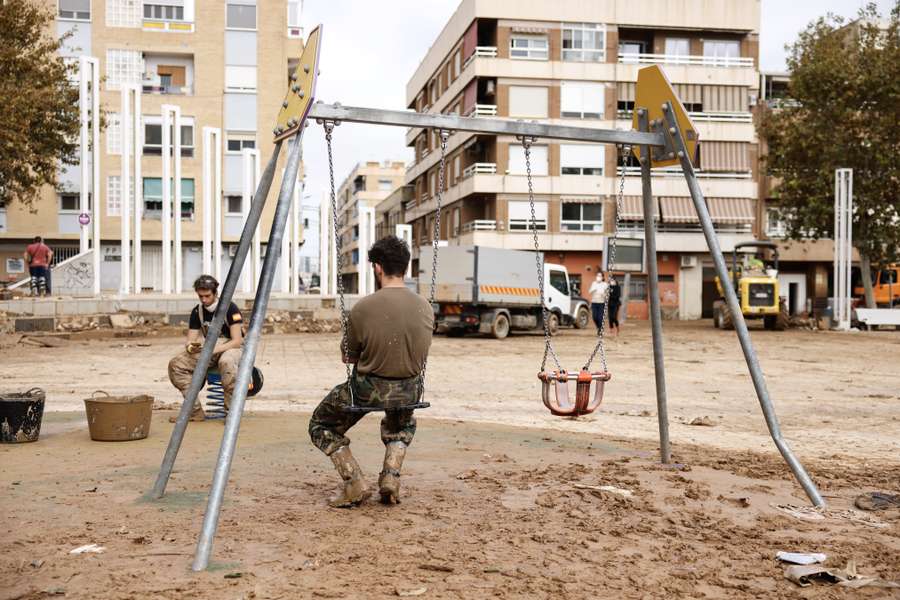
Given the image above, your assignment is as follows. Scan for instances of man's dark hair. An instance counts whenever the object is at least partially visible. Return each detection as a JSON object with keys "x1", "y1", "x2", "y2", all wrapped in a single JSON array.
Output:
[
  {"x1": 193, "y1": 274, "x2": 219, "y2": 293},
  {"x1": 33, "y1": 236, "x2": 42, "y2": 243},
  {"x1": 368, "y1": 235, "x2": 410, "y2": 277}
]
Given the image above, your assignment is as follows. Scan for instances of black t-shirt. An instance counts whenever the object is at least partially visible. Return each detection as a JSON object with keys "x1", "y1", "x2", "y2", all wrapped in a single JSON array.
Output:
[
  {"x1": 608, "y1": 281, "x2": 622, "y2": 304},
  {"x1": 189, "y1": 302, "x2": 242, "y2": 339}
]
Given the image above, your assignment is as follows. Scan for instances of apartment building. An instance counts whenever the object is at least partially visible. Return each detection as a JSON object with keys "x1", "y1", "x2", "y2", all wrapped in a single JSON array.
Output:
[
  {"x1": 0, "y1": 0, "x2": 304, "y2": 292},
  {"x1": 333, "y1": 160, "x2": 405, "y2": 293},
  {"x1": 404, "y1": 0, "x2": 761, "y2": 319}
]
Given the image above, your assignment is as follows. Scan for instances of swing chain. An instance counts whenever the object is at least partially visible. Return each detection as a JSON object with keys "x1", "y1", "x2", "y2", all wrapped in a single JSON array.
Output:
[
  {"x1": 583, "y1": 144, "x2": 629, "y2": 372},
  {"x1": 323, "y1": 120, "x2": 352, "y2": 384},
  {"x1": 520, "y1": 135, "x2": 562, "y2": 373},
  {"x1": 418, "y1": 128, "x2": 450, "y2": 398}
]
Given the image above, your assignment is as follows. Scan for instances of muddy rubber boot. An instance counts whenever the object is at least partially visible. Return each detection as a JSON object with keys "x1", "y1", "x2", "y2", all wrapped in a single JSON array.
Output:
[
  {"x1": 378, "y1": 441, "x2": 408, "y2": 505},
  {"x1": 328, "y1": 446, "x2": 371, "y2": 508}
]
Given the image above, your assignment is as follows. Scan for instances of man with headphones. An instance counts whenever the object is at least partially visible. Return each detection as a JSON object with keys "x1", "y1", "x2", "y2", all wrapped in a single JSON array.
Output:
[{"x1": 168, "y1": 275, "x2": 244, "y2": 421}]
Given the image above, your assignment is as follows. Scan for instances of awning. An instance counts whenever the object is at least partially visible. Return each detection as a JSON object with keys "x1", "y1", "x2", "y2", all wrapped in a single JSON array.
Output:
[
  {"x1": 617, "y1": 82, "x2": 636, "y2": 102},
  {"x1": 618, "y1": 195, "x2": 660, "y2": 221},
  {"x1": 702, "y1": 85, "x2": 749, "y2": 112},
  {"x1": 673, "y1": 83, "x2": 702, "y2": 104},
  {"x1": 561, "y1": 195, "x2": 604, "y2": 204},
  {"x1": 707, "y1": 197, "x2": 756, "y2": 224},
  {"x1": 660, "y1": 196, "x2": 699, "y2": 224},
  {"x1": 700, "y1": 141, "x2": 750, "y2": 172}
]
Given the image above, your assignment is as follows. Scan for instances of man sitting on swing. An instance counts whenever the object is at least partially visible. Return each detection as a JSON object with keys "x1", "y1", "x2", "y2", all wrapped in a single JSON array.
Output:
[{"x1": 309, "y1": 236, "x2": 434, "y2": 508}]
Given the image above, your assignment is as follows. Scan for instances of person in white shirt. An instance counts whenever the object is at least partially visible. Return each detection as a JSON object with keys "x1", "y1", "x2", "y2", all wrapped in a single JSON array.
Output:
[{"x1": 588, "y1": 272, "x2": 610, "y2": 334}]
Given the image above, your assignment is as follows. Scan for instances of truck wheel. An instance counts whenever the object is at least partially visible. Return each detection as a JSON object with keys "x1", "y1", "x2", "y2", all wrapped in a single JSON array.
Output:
[
  {"x1": 720, "y1": 304, "x2": 735, "y2": 330},
  {"x1": 547, "y1": 313, "x2": 560, "y2": 336},
  {"x1": 713, "y1": 307, "x2": 721, "y2": 328},
  {"x1": 491, "y1": 314, "x2": 510, "y2": 340},
  {"x1": 573, "y1": 306, "x2": 590, "y2": 329}
]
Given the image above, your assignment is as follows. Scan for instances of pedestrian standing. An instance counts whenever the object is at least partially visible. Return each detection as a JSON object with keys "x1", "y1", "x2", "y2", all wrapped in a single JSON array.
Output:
[
  {"x1": 588, "y1": 272, "x2": 609, "y2": 335},
  {"x1": 608, "y1": 275, "x2": 622, "y2": 337},
  {"x1": 24, "y1": 236, "x2": 53, "y2": 297}
]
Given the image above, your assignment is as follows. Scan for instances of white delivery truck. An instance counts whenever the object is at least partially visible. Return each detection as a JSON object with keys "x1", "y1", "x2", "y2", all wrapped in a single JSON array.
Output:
[{"x1": 418, "y1": 245, "x2": 591, "y2": 339}]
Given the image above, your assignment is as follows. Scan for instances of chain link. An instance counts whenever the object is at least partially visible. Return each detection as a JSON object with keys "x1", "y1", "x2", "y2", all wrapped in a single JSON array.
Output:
[
  {"x1": 418, "y1": 129, "x2": 449, "y2": 399},
  {"x1": 323, "y1": 121, "x2": 352, "y2": 386},
  {"x1": 583, "y1": 145, "x2": 628, "y2": 372},
  {"x1": 520, "y1": 136, "x2": 562, "y2": 373}
]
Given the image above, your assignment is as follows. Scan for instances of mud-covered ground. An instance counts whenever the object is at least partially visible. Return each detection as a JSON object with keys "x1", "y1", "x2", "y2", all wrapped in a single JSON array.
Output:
[{"x1": 1, "y1": 321, "x2": 899, "y2": 598}]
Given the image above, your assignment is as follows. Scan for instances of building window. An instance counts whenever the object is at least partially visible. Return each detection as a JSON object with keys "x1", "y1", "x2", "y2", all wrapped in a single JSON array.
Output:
[
  {"x1": 508, "y1": 144, "x2": 548, "y2": 176},
  {"x1": 225, "y1": 65, "x2": 257, "y2": 92},
  {"x1": 106, "y1": 112, "x2": 122, "y2": 155},
  {"x1": 59, "y1": 193, "x2": 80, "y2": 212},
  {"x1": 453, "y1": 49, "x2": 462, "y2": 79},
  {"x1": 561, "y1": 202, "x2": 604, "y2": 232},
  {"x1": 510, "y1": 34, "x2": 548, "y2": 60},
  {"x1": 108, "y1": 175, "x2": 121, "y2": 217},
  {"x1": 628, "y1": 275, "x2": 647, "y2": 300},
  {"x1": 766, "y1": 207, "x2": 786, "y2": 238},
  {"x1": 562, "y1": 23, "x2": 606, "y2": 62},
  {"x1": 143, "y1": 177, "x2": 195, "y2": 219},
  {"x1": 452, "y1": 207, "x2": 461, "y2": 236},
  {"x1": 59, "y1": 0, "x2": 90, "y2": 20},
  {"x1": 665, "y1": 38, "x2": 690, "y2": 57},
  {"x1": 225, "y1": 195, "x2": 243, "y2": 214},
  {"x1": 703, "y1": 40, "x2": 740, "y2": 61},
  {"x1": 226, "y1": 136, "x2": 256, "y2": 153},
  {"x1": 226, "y1": 3, "x2": 256, "y2": 30},
  {"x1": 508, "y1": 86, "x2": 549, "y2": 118},
  {"x1": 560, "y1": 144, "x2": 604, "y2": 176},
  {"x1": 508, "y1": 200, "x2": 547, "y2": 231},
  {"x1": 561, "y1": 82, "x2": 605, "y2": 119},
  {"x1": 143, "y1": 3, "x2": 184, "y2": 20},
  {"x1": 378, "y1": 179, "x2": 393, "y2": 192},
  {"x1": 107, "y1": 0, "x2": 141, "y2": 27},
  {"x1": 143, "y1": 117, "x2": 195, "y2": 157},
  {"x1": 287, "y1": 0, "x2": 301, "y2": 37},
  {"x1": 106, "y1": 49, "x2": 144, "y2": 90}
]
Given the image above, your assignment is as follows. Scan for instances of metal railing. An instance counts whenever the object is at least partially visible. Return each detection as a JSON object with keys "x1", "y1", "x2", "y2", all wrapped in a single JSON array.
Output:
[
  {"x1": 465, "y1": 104, "x2": 498, "y2": 117},
  {"x1": 461, "y1": 219, "x2": 499, "y2": 233},
  {"x1": 462, "y1": 162, "x2": 497, "y2": 179},
  {"x1": 617, "y1": 52, "x2": 754, "y2": 68},
  {"x1": 142, "y1": 19, "x2": 194, "y2": 32},
  {"x1": 617, "y1": 109, "x2": 753, "y2": 123},
  {"x1": 618, "y1": 166, "x2": 753, "y2": 179},
  {"x1": 619, "y1": 221, "x2": 754, "y2": 234}
]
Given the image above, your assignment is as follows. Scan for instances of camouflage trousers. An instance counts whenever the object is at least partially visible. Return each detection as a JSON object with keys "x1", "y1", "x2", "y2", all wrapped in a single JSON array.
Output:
[
  {"x1": 168, "y1": 348, "x2": 242, "y2": 410},
  {"x1": 308, "y1": 371, "x2": 420, "y2": 456}
]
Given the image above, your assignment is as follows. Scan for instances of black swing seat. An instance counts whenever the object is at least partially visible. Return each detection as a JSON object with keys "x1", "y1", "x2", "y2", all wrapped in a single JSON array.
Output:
[{"x1": 344, "y1": 401, "x2": 430, "y2": 414}]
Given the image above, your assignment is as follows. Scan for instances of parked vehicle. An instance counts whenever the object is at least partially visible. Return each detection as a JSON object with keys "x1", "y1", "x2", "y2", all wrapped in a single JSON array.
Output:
[
  {"x1": 713, "y1": 240, "x2": 789, "y2": 331},
  {"x1": 853, "y1": 264, "x2": 899, "y2": 307},
  {"x1": 418, "y1": 245, "x2": 590, "y2": 339}
]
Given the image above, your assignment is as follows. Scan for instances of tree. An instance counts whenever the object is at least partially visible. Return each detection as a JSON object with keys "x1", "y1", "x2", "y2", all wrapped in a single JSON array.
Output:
[
  {"x1": 0, "y1": 0, "x2": 81, "y2": 208},
  {"x1": 759, "y1": 2, "x2": 900, "y2": 308}
]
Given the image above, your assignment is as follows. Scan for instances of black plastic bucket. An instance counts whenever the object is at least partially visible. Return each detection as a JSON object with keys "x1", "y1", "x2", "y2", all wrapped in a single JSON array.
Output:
[{"x1": 0, "y1": 388, "x2": 46, "y2": 443}]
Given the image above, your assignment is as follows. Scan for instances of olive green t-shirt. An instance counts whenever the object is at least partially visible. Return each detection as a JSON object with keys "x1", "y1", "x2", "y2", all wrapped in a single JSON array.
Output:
[{"x1": 346, "y1": 287, "x2": 434, "y2": 378}]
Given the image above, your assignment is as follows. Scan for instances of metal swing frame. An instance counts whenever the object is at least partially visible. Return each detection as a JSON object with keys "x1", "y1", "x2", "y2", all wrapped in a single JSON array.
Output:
[{"x1": 148, "y1": 27, "x2": 824, "y2": 573}]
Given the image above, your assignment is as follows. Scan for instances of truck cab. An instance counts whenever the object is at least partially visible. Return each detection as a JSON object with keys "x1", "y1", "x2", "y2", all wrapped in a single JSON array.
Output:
[{"x1": 545, "y1": 264, "x2": 591, "y2": 330}]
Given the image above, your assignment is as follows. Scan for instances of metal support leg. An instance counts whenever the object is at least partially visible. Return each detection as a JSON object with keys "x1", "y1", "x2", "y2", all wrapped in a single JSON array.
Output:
[
  {"x1": 150, "y1": 141, "x2": 284, "y2": 500},
  {"x1": 637, "y1": 110, "x2": 671, "y2": 464},
  {"x1": 192, "y1": 132, "x2": 304, "y2": 572},
  {"x1": 663, "y1": 103, "x2": 824, "y2": 507}
]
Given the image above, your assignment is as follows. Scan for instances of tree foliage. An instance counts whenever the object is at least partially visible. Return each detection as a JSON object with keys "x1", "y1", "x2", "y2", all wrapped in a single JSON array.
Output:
[
  {"x1": 0, "y1": 0, "x2": 81, "y2": 207},
  {"x1": 759, "y1": 2, "x2": 900, "y2": 270}
]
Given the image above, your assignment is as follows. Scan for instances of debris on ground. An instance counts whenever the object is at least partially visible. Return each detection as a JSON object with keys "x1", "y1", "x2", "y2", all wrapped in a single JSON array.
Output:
[
  {"x1": 573, "y1": 483, "x2": 634, "y2": 498},
  {"x1": 455, "y1": 470, "x2": 477, "y2": 480},
  {"x1": 773, "y1": 504, "x2": 888, "y2": 528},
  {"x1": 689, "y1": 416, "x2": 717, "y2": 426},
  {"x1": 784, "y1": 560, "x2": 900, "y2": 589},
  {"x1": 854, "y1": 492, "x2": 900, "y2": 511},
  {"x1": 396, "y1": 586, "x2": 427, "y2": 597},
  {"x1": 776, "y1": 551, "x2": 826, "y2": 565},
  {"x1": 69, "y1": 543, "x2": 105, "y2": 554}
]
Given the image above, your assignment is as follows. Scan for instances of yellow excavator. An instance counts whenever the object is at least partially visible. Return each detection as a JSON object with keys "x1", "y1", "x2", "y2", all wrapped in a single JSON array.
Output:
[{"x1": 713, "y1": 241, "x2": 790, "y2": 331}]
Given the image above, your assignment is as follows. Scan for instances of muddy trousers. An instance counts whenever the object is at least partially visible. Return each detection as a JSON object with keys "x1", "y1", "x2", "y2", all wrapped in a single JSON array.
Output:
[
  {"x1": 308, "y1": 374, "x2": 418, "y2": 456},
  {"x1": 167, "y1": 348, "x2": 242, "y2": 411}
]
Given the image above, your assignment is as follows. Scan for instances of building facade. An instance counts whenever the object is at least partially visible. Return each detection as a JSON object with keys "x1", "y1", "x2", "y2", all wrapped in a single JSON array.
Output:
[
  {"x1": 0, "y1": 0, "x2": 305, "y2": 293},
  {"x1": 333, "y1": 160, "x2": 405, "y2": 294},
  {"x1": 404, "y1": 0, "x2": 762, "y2": 319}
]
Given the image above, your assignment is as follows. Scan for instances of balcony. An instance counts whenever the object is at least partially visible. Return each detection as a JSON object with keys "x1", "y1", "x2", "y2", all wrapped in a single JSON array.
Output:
[
  {"x1": 617, "y1": 52, "x2": 754, "y2": 68},
  {"x1": 618, "y1": 166, "x2": 752, "y2": 180},
  {"x1": 142, "y1": 73, "x2": 192, "y2": 95},
  {"x1": 462, "y1": 163, "x2": 497, "y2": 179},
  {"x1": 143, "y1": 18, "x2": 194, "y2": 32},
  {"x1": 617, "y1": 109, "x2": 753, "y2": 124},
  {"x1": 462, "y1": 46, "x2": 498, "y2": 69},
  {"x1": 142, "y1": 53, "x2": 194, "y2": 95},
  {"x1": 465, "y1": 104, "x2": 498, "y2": 117},
  {"x1": 461, "y1": 219, "x2": 499, "y2": 233}
]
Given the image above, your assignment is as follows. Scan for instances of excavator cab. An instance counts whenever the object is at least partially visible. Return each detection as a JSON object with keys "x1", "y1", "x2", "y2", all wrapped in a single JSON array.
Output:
[{"x1": 713, "y1": 241, "x2": 789, "y2": 331}]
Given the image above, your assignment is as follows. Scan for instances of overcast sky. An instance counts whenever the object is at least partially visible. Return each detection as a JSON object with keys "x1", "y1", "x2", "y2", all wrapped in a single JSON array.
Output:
[{"x1": 298, "y1": 0, "x2": 895, "y2": 210}]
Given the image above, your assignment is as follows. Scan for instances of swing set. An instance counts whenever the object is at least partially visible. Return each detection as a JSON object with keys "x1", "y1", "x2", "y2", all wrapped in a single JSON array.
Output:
[{"x1": 148, "y1": 26, "x2": 825, "y2": 572}]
